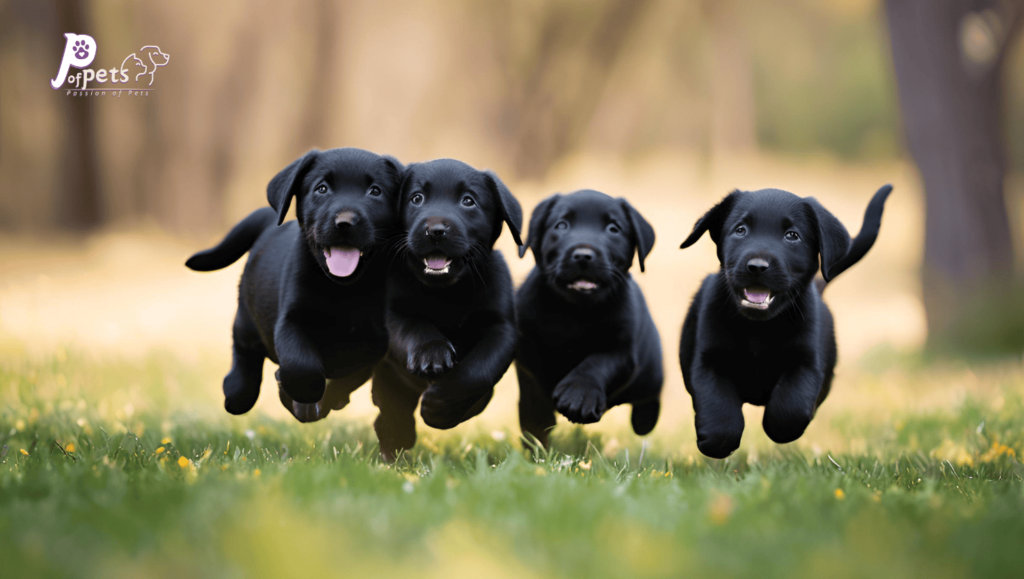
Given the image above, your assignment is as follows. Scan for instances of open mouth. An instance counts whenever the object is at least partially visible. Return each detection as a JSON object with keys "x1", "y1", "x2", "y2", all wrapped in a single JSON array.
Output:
[
  {"x1": 323, "y1": 246, "x2": 364, "y2": 277},
  {"x1": 568, "y1": 279, "x2": 599, "y2": 293},
  {"x1": 423, "y1": 254, "x2": 453, "y2": 275},
  {"x1": 741, "y1": 286, "x2": 774, "y2": 310}
]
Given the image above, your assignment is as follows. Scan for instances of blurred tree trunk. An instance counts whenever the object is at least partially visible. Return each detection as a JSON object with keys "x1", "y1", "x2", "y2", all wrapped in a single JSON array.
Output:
[
  {"x1": 293, "y1": 0, "x2": 339, "y2": 151},
  {"x1": 504, "y1": 0, "x2": 651, "y2": 180},
  {"x1": 886, "y1": 0, "x2": 1022, "y2": 350},
  {"x1": 705, "y1": 0, "x2": 756, "y2": 160},
  {"x1": 55, "y1": 0, "x2": 102, "y2": 231}
]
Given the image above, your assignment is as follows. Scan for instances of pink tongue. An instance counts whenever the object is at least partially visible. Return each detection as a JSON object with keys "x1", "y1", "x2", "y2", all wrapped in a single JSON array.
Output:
[
  {"x1": 744, "y1": 288, "x2": 769, "y2": 303},
  {"x1": 426, "y1": 256, "x2": 449, "y2": 269},
  {"x1": 324, "y1": 247, "x2": 360, "y2": 277}
]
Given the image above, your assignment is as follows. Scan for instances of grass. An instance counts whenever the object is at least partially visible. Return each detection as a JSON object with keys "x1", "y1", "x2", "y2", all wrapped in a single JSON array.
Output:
[{"x1": 2, "y1": 348, "x2": 1024, "y2": 579}]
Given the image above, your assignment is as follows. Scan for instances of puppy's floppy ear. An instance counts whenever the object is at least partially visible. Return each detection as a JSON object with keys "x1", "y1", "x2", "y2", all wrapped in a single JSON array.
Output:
[
  {"x1": 521, "y1": 194, "x2": 559, "y2": 259},
  {"x1": 804, "y1": 198, "x2": 851, "y2": 282},
  {"x1": 380, "y1": 155, "x2": 405, "y2": 188},
  {"x1": 680, "y1": 191, "x2": 740, "y2": 262},
  {"x1": 483, "y1": 171, "x2": 523, "y2": 247},
  {"x1": 267, "y1": 149, "x2": 319, "y2": 226},
  {"x1": 620, "y1": 199, "x2": 656, "y2": 272}
]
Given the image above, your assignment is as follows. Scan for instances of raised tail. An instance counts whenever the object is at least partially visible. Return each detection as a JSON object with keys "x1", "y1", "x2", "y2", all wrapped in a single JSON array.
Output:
[
  {"x1": 185, "y1": 207, "x2": 277, "y2": 271},
  {"x1": 823, "y1": 184, "x2": 893, "y2": 284}
]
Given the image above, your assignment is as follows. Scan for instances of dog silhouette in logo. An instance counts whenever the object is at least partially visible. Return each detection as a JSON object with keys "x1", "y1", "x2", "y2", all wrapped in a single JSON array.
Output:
[{"x1": 121, "y1": 46, "x2": 170, "y2": 86}]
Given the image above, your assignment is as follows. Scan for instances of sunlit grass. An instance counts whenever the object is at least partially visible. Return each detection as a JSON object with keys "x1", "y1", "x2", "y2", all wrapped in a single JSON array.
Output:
[{"x1": 2, "y1": 348, "x2": 1024, "y2": 579}]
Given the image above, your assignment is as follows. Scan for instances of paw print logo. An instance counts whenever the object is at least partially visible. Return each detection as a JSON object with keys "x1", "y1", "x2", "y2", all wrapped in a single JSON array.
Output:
[{"x1": 73, "y1": 39, "x2": 90, "y2": 60}]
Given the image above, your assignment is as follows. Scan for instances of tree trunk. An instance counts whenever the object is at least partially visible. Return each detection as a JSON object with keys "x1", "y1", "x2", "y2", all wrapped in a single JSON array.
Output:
[
  {"x1": 54, "y1": 0, "x2": 102, "y2": 231},
  {"x1": 885, "y1": 0, "x2": 1021, "y2": 348}
]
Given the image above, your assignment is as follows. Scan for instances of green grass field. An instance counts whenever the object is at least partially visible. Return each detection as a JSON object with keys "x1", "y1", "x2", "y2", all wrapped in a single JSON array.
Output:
[{"x1": 3, "y1": 347, "x2": 1024, "y2": 579}]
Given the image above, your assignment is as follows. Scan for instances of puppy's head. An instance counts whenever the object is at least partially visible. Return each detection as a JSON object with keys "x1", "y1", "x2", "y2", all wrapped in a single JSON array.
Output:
[
  {"x1": 267, "y1": 148, "x2": 404, "y2": 284},
  {"x1": 521, "y1": 190, "x2": 655, "y2": 305},
  {"x1": 398, "y1": 159, "x2": 523, "y2": 287},
  {"x1": 680, "y1": 189, "x2": 850, "y2": 320}
]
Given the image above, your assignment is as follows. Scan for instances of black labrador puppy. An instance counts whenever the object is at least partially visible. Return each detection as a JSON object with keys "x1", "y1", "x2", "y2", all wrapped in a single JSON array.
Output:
[
  {"x1": 515, "y1": 190, "x2": 663, "y2": 447},
  {"x1": 678, "y1": 185, "x2": 892, "y2": 458},
  {"x1": 371, "y1": 159, "x2": 523, "y2": 460},
  {"x1": 186, "y1": 148, "x2": 404, "y2": 422}
]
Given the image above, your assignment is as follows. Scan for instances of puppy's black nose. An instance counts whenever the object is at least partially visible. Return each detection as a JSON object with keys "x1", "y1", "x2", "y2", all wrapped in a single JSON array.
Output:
[
  {"x1": 335, "y1": 211, "x2": 357, "y2": 227},
  {"x1": 747, "y1": 258, "x2": 770, "y2": 273},
  {"x1": 425, "y1": 218, "x2": 449, "y2": 239},
  {"x1": 572, "y1": 247, "x2": 596, "y2": 262}
]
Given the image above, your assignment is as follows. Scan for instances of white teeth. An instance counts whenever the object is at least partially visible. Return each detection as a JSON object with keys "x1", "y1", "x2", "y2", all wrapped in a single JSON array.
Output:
[
  {"x1": 568, "y1": 280, "x2": 598, "y2": 292},
  {"x1": 422, "y1": 257, "x2": 452, "y2": 275},
  {"x1": 740, "y1": 294, "x2": 774, "y2": 310}
]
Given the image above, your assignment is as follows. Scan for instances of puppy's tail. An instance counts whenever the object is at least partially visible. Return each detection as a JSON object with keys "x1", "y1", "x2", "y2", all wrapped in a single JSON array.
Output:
[
  {"x1": 185, "y1": 207, "x2": 277, "y2": 271},
  {"x1": 822, "y1": 184, "x2": 892, "y2": 286}
]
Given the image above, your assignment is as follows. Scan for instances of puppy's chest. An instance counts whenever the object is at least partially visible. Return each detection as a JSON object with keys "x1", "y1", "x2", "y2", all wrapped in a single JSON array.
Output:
[{"x1": 523, "y1": 313, "x2": 617, "y2": 364}]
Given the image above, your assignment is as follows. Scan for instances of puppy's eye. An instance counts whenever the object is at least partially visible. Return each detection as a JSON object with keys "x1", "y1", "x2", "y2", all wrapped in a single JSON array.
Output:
[
  {"x1": 607, "y1": 224, "x2": 620, "y2": 234},
  {"x1": 734, "y1": 225, "x2": 747, "y2": 236},
  {"x1": 315, "y1": 184, "x2": 328, "y2": 195},
  {"x1": 554, "y1": 221, "x2": 568, "y2": 230},
  {"x1": 461, "y1": 195, "x2": 476, "y2": 207},
  {"x1": 368, "y1": 185, "x2": 382, "y2": 197},
  {"x1": 410, "y1": 193, "x2": 424, "y2": 205},
  {"x1": 785, "y1": 231, "x2": 800, "y2": 241}
]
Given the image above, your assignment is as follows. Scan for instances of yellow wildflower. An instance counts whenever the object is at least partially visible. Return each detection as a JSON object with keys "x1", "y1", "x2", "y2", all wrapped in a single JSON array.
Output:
[
  {"x1": 980, "y1": 440, "x2": 1017, "y2": 462},
  {"x1": 708, "y1": 493, "x2": 735, "y2": 525},
  {"x1": 19, "y1": 448, "x2": 29, "y2": 456},
  {"x1": 834, "y1": 488, "x2": 846, "y2": 501},
  {"x1": 178, "y1": 456, "x2": 190, "y2": 469},
  {"x1": 253, "y1": 469, "x2": 261, "y2": 478},
  {"x1": 161, "y1": 437, "x2": 172, "y2": 445},
  {"x1": 155, "y1": 446, "x2": 165, "y2": 455},
  {"x1": 578, "y1": 460, "x2": 592, "y2": 471},
  {"x1": 65, "y1": 443, "x2": 76, "y2": 453}
]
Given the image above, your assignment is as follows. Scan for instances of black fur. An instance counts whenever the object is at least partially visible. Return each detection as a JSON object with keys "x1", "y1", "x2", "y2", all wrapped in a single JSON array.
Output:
[
  {"x1": 515, "y1": 190, "x2": 663, "y2": 447},
  {"x1": 185, "y1": 148, "x2": 404, "y2": 422},
  {"x1": 678, "y1": 185, "x2": 892, "y2": 458},
  {"x1": 371, "y1": 159, "x2": 523, "y2": 461}
]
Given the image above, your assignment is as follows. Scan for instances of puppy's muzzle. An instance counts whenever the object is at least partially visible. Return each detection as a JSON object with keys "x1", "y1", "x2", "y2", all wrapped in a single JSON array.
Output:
[
  {"x1": 572, "y1": 246, "x2": 596, "y2": 262},
  {"x1": 335, "y1": 210, "x2": 358, "y2": 228},
  {"x1": 424, "y1": 217, "x2": 450, "y2": 241},
  {"x1": 747, "y1": 258, "x2": 770, "y2": 273}
]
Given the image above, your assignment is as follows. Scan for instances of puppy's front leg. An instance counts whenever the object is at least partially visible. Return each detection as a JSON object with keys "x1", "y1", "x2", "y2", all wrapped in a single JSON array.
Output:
[
  {"x1": 552, "y1": 351, "x2": 633, "y2": 424},
  {"x1": 762, "y1": 366, "x2": 824, "y2": 444},
  {"x1": 689, "y1": 363, "x2": 745, "y2": 459},
  {"x1": 386, "y1": 310, "x2": 455, "y2": 379},
  {"x1": 419, "y1": 320, "x2": 516, "y2": 429},
  {"x1": 274, "y1": 317, "x2": 326, "y2": 404}
]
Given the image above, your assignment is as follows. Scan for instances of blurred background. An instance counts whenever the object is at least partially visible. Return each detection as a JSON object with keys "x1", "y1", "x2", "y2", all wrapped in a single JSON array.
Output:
[{"x1": 1, "y1": 0, "x2": 1023, "y2": 442}]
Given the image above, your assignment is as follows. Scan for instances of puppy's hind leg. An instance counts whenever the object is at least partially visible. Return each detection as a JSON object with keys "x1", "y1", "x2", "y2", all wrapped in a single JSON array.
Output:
[
  {"x1": 223, "y1": 308, "x2": 266, "y2": 415},
  {"x1": 516, "y1": 364, "x2": 556, "y2": 449},
  {"x1": 371, "y1": 360, "x2": 421, "y2": 462},
  {"x1": 630, "y1": 400, "x2": 660, "y2": 436}
]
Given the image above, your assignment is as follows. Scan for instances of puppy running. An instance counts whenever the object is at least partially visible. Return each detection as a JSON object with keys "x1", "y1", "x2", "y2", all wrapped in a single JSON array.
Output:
[
  {"x1": 186, "y1": 148, "x2": 404, "y2": 422},
  {"x1": 371, "y1": 159, "x2": 523, "y2": 460},
  {"x1": 515, "y1": 190, "x2": 663, "y2": 447},
  {"x1": 678, "y1": 185, "x2": 892, "y2": 458}
]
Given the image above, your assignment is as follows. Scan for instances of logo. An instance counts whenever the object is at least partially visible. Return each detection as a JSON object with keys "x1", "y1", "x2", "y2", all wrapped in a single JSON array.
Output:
[{"x1": 51, "y1": 33, "x2": 170, "y2": 96}]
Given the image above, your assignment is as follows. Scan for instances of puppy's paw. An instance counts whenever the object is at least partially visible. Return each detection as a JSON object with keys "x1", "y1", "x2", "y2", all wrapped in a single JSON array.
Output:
[
  {"x1": 419, "y1": 386, "x2": 469, "y2": 430},
  {"x1": 553, "y1": 379, "x2": 606, "y2": 424},
  {"x1": 406, "y1": 340, "x2": 456, "y2": 379},
  {"x1": 277, "y1": 365, "x2": 326, "y2": 404}
]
